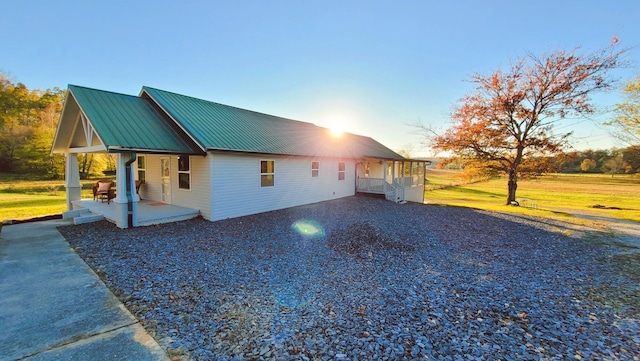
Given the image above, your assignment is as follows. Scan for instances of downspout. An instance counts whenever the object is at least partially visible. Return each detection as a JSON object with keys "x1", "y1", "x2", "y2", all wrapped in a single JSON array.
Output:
[{"x1": 125, "y1": 154, "x2": 137, "y2": 228}]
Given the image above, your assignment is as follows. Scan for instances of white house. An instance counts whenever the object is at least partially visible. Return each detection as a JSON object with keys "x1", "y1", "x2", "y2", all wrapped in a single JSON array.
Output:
[{"x1": 52, "y1": 85, "x2": 426, "y2": 228}]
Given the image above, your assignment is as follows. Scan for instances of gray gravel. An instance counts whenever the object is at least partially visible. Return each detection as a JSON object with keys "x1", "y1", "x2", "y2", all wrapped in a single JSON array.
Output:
[{"x1": 59, "y1": 196, "x2": 640, "y2": 360}]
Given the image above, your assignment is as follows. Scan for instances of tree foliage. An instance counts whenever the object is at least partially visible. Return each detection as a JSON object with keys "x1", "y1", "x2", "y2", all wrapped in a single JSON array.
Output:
[
  {"x1": 396, "y1": 143, "x2": 415, "y2": 158},
  {"x1": 601, "y1": 152, "x2": 627, "y2": 177},
  {"x1": 622, "y1": 145, "x2": 640, "y2": 173},
  {"x1": 431, "y1": 40, "x2": 628, "y2": 204},
  {"x1": 608, "y1": 75, "x2": 640, "y2": 144},
  {"x1": 580, "y1": 158, "x2": 597, "y2": 172},
  {"x1": 0, "y1": 73, "x2": 65, "y2": 176}
]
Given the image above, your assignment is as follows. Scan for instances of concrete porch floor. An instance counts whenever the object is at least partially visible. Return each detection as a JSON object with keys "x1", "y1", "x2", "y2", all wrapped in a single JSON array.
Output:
[{"x1": 71, "y1": 199, "x2": 200, "y2": 226}]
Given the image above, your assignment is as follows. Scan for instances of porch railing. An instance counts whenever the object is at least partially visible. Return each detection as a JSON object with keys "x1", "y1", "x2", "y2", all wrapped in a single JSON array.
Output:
[
  {"x1": 357, "y1": 177, "x2": 420, "y2": 191},
  {"x1": 356, "y1": 177, "x2": 406, "y2": 203},
  {"x1": 386, "y1": 180, "x2": 406, "y2": 203},
  {"x1": 356, "y1": 178, "x2": 386, "y2": 193},
  {"x1": 398, "y1": 176, "x2": 421, "y2": 187}
]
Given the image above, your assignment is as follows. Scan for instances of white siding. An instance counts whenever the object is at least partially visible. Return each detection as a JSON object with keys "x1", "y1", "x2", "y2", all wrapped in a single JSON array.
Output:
[
  {"x1": 137, "y1": 154, "x2": 162, "y2": 201},
  {"x1": 172, "y1": 155, "x2": 212, "y2": 220},
  {"x1": 405, "y1": 185, "x2": 425, "y2": 203},
  {"x1": 211, "y1": 153, "x2": 355, "y2": 221},
  {"x1": 137, "y1": 154, "x2": 213, "y2": 220}
]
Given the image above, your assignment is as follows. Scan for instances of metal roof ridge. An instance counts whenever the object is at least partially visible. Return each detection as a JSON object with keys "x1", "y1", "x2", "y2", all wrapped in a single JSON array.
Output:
[
  {"x1": 142, "y1": 86, "x2": 334, "y2": 128},
  {"x1": 68, "y1": 84, "x2": 139, "y2": 98},
  {"x1": 139, "y1": 87, "x2": 208, "y2": 154},
  {"x1": 139, "y1": 86, "x2": 383, "y2": 140}
]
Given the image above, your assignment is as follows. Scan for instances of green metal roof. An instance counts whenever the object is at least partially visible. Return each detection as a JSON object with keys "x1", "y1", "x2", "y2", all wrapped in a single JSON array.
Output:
[
  {"x1": 54, "y1": 84, "x2": 404, "y2": 160},
  {"x1": 66, "y1": 85, "x2": 203, "y2": 154},
  {"x1": 142, "y1": 86, "x2": 404, "y2": 159}
]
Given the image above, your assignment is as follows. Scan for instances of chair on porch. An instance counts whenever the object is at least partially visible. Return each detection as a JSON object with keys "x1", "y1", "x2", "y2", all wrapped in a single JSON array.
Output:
[
  {"x1": 135, "y1": 180, "x2": 144, "y2": 199},
  {"x1": 93, "y1": 180, "x2": 115, "y2": 204}
]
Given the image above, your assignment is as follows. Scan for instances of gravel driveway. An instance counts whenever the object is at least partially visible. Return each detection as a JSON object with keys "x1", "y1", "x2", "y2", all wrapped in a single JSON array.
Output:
[{"x1": 59, "y1": 196, "x2": 640, "y2": 360}]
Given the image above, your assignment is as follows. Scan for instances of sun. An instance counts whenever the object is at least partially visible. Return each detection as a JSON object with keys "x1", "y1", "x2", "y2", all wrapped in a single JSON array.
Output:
[{"x1": 329, "y1": 124, "x2": 344, "y2": 137}]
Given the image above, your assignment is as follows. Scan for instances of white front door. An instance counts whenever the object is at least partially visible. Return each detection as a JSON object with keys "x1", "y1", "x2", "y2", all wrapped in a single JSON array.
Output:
[{"x1": 160, "y1": 157, "x2": 171, "y2": 203}]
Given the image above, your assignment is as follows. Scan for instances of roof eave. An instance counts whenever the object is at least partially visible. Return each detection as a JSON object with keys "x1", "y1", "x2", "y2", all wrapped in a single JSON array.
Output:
[{"x1": 107, "y1": 146, "x2": 206, "y2": 155}]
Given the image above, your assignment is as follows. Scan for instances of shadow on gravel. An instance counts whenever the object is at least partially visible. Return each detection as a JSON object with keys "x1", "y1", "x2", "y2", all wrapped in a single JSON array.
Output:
[{"x1": 58, "y1": 196, "x2": 640, "y2": 360}]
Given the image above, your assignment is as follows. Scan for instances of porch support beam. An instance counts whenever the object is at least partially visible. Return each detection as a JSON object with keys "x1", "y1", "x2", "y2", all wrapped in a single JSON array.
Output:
[
  {"x1": 66, "y1": 145, "x2": 107, "y2": 154},
  {"x1": 64, "y1": 153, "x2": 81, "y2": 211}
]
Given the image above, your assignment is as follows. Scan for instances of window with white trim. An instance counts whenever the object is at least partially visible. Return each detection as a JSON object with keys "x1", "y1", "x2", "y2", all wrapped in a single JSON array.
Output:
[
  {"x1": 338, "y1": 162, "x2": 345, "y2": 180},
  {"x1": 261, "y1": 160, "x2": 275, "y2": 187},
  {"x1": 311, "y1": 161, "x2": 319, "y2": 177},
  {"x1": 137, "y1": 155, "x2": 146, "y2": 182},
  {"x1": 178, "y1": 156, "x2": 190, "y2": 190}
]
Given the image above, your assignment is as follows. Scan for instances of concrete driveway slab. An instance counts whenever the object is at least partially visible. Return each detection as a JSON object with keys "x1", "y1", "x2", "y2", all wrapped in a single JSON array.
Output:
[{"x1": 0, "y1": 219, "x2": 169, "y2": 361}]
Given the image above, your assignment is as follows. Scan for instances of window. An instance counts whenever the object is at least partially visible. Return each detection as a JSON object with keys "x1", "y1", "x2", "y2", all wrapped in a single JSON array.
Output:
[
  {"x1": 178, "y1": 156, "x2": 190, "y2": 190},
  {"x1": 311, "y1": 161, "x2": 319, "y2": 177},
  {"x1": 261, "y1": 160, "x2": 274, "y2": 187},
  {"x1": 338, "y1": 162, "x2": 345, "y2": 180},
  {"x1": 137, "y1": 155, "x2": 146, "y2": 182}
]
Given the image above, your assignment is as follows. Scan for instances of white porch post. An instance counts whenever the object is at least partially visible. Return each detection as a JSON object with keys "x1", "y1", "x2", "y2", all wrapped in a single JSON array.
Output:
[
  {"x1": 64, "y1": 153, "x2": 82, "y2": 210},
  {"x1": 383, "y1": 161, "x2": 387, "y2": 193},
  {"x1": 393, "y1": 161, "x2": 399, "y2": 183},
  {"x1": 113, "y1": 153, "x2": 139, "y2": 228}
]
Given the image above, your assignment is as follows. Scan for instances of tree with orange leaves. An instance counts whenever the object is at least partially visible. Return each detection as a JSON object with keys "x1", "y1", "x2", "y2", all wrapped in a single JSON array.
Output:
[{"x1": 431, "y1": 39, "x2": 628, "y2": 205}]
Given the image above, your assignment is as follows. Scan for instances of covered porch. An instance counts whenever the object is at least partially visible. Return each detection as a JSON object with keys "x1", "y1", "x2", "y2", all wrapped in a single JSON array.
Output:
[
  {"x1": 52, "y1": 85, "x2": 206, "y2": 228},
  {"x1": 68, "y1": 198, "x2": 199, "y2": 227},
  {"x1": 356, "y1": 159, "x2": 427, "y2": 203}
]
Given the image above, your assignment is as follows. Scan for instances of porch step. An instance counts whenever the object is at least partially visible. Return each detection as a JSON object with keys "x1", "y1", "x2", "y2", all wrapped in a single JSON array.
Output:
[
  {"x1": 74, "y1": 213, "x2": 105, "y2": 225},
  {"x1": 62, "y1": 208, "x2": 91, "y2": 219},
  {"x1": 63, "y1": 208, "x2": 105, "y2": 225}
]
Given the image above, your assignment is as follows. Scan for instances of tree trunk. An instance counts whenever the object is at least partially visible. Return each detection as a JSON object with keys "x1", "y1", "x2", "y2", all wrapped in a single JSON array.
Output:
[
  {"x1": 506, "y1": 169, "x2": 518, "y2": 205},
  {"x1": 506, "y1": 145, "x2": 524, "y2": 205}
]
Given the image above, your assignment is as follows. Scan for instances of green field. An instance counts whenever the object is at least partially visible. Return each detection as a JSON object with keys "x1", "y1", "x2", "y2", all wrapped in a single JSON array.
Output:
[
  {"x1": 0, "y1": 177, "x2": 96, "y2": 221},
  {"x1": 425, "y1": 169, "x2": 640, "y2": 224},
  {"x1": 1, "y1": 172, "x2": 639, "y2": 225}
]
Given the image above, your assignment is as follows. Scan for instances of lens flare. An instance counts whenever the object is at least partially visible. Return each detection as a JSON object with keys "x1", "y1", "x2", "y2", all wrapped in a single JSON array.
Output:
[{"x1": 291, "y1": 219, "x2": 325, "y2": 238}]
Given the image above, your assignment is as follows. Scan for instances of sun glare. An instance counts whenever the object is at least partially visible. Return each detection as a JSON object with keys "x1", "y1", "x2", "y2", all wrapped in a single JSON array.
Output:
[
  {"x1": 329, "y1": 123, "x2": 344, "y2": 137},
  {"x1": 323, "y1": 111, "x2": 355, "y2": 137},
  {"x1": 329, "y1": 122, "x2": 344, "y2": 137}
]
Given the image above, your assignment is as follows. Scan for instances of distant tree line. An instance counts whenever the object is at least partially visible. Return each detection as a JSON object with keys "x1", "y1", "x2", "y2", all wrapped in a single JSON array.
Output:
[
  {"x1": 0, "y1": 73, "x2": 65, "y2": 177},
  {"x1": 437, "y1": 145, "x2": 640, "y2": 177},
  {"x1": 557, "y1": 146, "x2": 640, "y2": 174},
  {"x1": 0, "y1": 73, "x2": 113, "y2": 179}
]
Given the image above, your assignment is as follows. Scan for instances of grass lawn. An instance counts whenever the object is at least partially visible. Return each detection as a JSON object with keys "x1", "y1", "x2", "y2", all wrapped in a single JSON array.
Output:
[
  {"x1": 0, "y1": 176, "x2": 96, "y2": 222},
  {"x1": 1, "y1": 171, "x2": 638, "y2": 225},
  {"x1": 425, "y1": 169, "x2": 640, "y2": 224}
]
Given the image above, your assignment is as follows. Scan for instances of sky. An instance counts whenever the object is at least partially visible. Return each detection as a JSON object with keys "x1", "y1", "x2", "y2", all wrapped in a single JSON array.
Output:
[{"x1": 2, "y1": 0, "x2": 639, "y2": 157}]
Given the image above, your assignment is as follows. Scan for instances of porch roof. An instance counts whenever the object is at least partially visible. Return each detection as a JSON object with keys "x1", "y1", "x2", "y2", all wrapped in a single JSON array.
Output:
[{"x1": 52, "y1": 85, "x2": 204, "y2": 154}]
